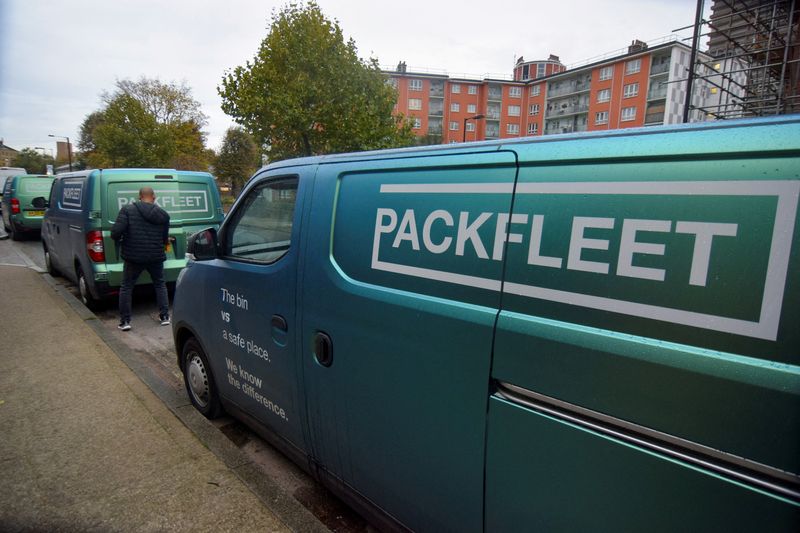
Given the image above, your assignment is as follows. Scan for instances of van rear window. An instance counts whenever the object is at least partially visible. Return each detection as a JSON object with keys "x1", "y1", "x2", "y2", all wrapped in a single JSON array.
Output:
[
  {"x1": 106, "y1": 182, "x2": 215, "y2": 222},
  {"x1": 20, "y1": 178, "x2": 55, "y2": 195}
]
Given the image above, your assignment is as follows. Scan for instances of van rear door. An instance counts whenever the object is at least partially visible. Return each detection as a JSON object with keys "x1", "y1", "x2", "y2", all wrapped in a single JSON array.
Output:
[
  {"x1": 486, "y1": 121, "x2": 800, "y2": 531},
  {"x1": 300, "y1": 150, "x2": 516, "y2": 531}
]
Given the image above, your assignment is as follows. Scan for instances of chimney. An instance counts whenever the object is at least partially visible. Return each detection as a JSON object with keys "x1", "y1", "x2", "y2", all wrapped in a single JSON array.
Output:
[
  {"x1": 548, "y1": 54, "x2": 560, "y2": 62},
  {"x1": 628, "y1": 39, "x2": 648, "y2": 53},
  {"x1": 396, "y1": 61, "x2": 407, "y2": 73}
]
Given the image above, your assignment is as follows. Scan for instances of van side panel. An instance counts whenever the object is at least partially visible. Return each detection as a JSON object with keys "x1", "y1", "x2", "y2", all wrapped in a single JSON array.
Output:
[
  {"x1": 301, "y1": 151, "x2": 516, "y2": 531},
  {"x1": 487, "y1": 119, "x2": 800, "y2": 529}
]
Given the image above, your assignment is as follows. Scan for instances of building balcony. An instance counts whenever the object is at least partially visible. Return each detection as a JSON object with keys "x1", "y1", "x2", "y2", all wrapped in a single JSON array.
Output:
[
  {"x1": 429, "y1": 89, "x2": 444, "y2": 98},
  {"x1": 645, "y1": 111, "x2": 665, "y2": 124},
  {"x1": 650, "y1": 60, "x2": 670, "y2": 76},
  {"x1": 545, "y1": 104, "x2": 589, "y2": 118},
  {"x1": 544, "y1": 123, "x2": 588, "y2": 134},
  {"x1": 428, "y1": 107, "x2": 444, "y2": 116},
  {"x1": 547, "y1": 83, "x2": 591, "y2": 98},
  {"x1": 647, "y1": 87, "x2": 668, "y2": 100}
]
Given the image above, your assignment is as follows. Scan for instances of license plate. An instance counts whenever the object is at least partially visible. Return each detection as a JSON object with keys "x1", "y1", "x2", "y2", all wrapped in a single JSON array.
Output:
[{"x1": 27, "y1": 210, "x2": 45, "y2": 217}]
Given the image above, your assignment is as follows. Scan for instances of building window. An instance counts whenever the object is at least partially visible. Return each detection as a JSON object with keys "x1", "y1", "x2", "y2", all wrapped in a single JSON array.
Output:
[
  {"x1": 530, "y1": 84, "x2": 541, "y2": 97},
  {"x1": 468, "y1": 85, "x2": 478, "y2": 95},
  {"x1": 509, "y1": 86, "x2": 522, "y2": 98},
  {"x1": 527, "y1": 123, "x2": 538, "y2": 135},
  {"x1": 508, "y1": 105, "x2": 521, "y2": 116},
  {"x1": 621, "y1": 106, "x2": 637, "y2": 121},
  {"x1": 507, "y1": 123, "x2": 520, "y2": 135},
  {"x1": 529, "y1": 103, "x2": 540, "y2": 115},
  {"x1": 408, "y1": 98, "x2": 422, "y2": 110},
  {"x1": 412, "y1": 117, "x2": 421, "y2": 129},
  {"x1": 599, "y1": 66, "x2": 614, "y2": 81},
  {"x1": 597, "y1": 89, "x2": 611, "y2": 103},
  {"x1": 451, "y1": 102, "x2": 460, "y2": 112},
  {"x1": 451, "y1": 83, "x2": 461, "y2": 94},
  {"x1": 410, "y1": 79, "x2": 423, "y2": 91},
  {"x1": 537, "y1": 64, "x2": 546, "y2": 78},
  {"x1": 595, "y1": 111, "x2": 609, "y2": 125},
  {"x1": 466, "y1": 122, "x2": 475, "y2": 132},
  {"x1": 467, "y1": 103, "x2": 477, "y2": 113},
  {"x1": 386, "y1": 78, "x2": 398, "y2": 89},
  {"x1": 623, "y1": 82, "x2": 639, "y2": 98},
  {"x1": 625, "y1": 59, "x2": 641, "y2": 75},
  {"x1": 449, "y1": 121, "x2": 459, "y2": 131}
]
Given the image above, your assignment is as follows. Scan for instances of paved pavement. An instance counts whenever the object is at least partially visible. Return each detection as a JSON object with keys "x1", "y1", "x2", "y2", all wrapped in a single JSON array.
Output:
[{"x1": 0, "y1": 264, "x2": 291, "y2": 532}]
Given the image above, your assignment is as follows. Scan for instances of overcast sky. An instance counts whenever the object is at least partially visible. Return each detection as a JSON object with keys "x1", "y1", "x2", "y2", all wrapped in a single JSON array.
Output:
[{"x1": 0, "y1": 0, "x2": 709, "y2": 154}]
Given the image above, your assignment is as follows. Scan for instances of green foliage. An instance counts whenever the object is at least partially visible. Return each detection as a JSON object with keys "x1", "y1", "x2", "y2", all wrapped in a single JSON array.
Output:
[
  {"x1": 11, "y1": 148, "x2": 55, "y2": 174},
  {"x1": 78, "y1": 77, "x2": 211, "y2": 170},
  {"x1": 218, "y1": 1, "x2": 414, "y2": 161},
  {"x1": 214, "y1": 127, "x2": 259, "y2": 194}
]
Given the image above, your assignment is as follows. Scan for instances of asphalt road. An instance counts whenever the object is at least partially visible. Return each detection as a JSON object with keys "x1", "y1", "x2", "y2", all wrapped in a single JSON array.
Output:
[{"x1": 2, "y1": 234, "x2": 375, "y2": 533}]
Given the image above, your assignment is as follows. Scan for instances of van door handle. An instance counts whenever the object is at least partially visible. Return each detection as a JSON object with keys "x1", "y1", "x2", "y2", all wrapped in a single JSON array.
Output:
[
  {"x1": 271, "y1": 314, "x2": 288, "y2": 347},
  {"x1": 313, "y1": 332, "x2": 333, "y2": 367}
]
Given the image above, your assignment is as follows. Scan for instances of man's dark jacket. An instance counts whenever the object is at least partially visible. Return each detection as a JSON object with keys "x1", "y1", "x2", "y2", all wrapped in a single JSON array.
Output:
[{"x1": 111, "y1": 201, "x2": 170, "y2": 264}]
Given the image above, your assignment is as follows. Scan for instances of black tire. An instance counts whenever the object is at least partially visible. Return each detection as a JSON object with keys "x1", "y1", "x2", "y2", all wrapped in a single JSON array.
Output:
[
  {"x1": 10, "y1": 220, "x2": 22, "y2": 241},
  {"x1": 76, "y1": 265, "x2": 101, "y2": 310},
  {"x1": 182, "y1": 337, "x2": 223, "y2": 419},
  {"x1": 43, "y1": 245, "x2": 60, "y2": 276}
]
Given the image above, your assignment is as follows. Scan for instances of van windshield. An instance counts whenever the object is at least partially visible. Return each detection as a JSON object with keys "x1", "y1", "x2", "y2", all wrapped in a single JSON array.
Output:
[{"x1": 106, "y1": 181, "x2": 216, "y2": 223}]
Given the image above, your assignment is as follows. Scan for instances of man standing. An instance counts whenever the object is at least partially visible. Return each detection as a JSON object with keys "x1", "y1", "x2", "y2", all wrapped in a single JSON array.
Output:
[{"x1": 111, "y1": 186, "x2": 171, "y2": 331}]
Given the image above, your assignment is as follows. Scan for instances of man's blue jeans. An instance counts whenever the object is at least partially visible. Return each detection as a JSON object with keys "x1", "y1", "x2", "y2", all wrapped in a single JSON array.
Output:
[{"x1": 119, "y1": 260, "x2": 169, "y2": 322}]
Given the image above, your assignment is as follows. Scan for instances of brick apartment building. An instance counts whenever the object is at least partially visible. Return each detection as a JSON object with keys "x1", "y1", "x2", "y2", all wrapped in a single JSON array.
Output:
[{"x1": 386, "y1": 38, "x2": 728, "y2": 143}]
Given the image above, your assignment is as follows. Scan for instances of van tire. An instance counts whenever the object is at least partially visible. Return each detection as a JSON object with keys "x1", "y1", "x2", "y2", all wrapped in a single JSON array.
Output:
[
  {"x1": 76, "y1": 266, "x2": 101, "y2": 310},
  {"x1": 9, "y1": 221, "x2": 22, "y2": 241},
  {"x1": 182, "y1": 337, "x2": 223, "y2": 419},
  {"x1": 44, "y1": 246, "x2": 60, "y2": 276}
]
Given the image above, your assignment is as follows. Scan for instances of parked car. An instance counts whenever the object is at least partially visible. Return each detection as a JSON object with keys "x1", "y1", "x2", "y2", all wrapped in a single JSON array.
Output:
[
  {"x1": 172, "y1": 115, "x2": 800, "y2": 532},
  {"x1": 2, "y1": 174, "x2": 56, "y2": 240},
  {"x1": 36, "y1": 168, "x2": 223, "y2": 308},
  {"x1": 0, "y1": 167, "x2": 28, "y2": 217}
]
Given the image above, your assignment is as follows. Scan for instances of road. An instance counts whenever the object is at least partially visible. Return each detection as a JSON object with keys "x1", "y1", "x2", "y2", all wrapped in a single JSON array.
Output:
[{"x1": 1, "y1": 234, "x2": 375, "y2": 533}]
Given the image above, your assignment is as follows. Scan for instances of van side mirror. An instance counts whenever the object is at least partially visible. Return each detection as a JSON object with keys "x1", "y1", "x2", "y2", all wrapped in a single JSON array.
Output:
[
  {"x1": 187, "y1": 228, "x2": 219, "y2": 261},
  {"x1": 32, "y1": 196, "x2": 49, "y2": 209}
]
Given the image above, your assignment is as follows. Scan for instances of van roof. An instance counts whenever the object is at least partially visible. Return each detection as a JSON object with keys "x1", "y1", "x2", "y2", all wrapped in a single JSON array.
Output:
[
  {"x1": 261, "y1": 114, "x2": 800, "y2": 171},
  {"x1": 55, "y1": 168, "x2": 214, "y2": 179}
]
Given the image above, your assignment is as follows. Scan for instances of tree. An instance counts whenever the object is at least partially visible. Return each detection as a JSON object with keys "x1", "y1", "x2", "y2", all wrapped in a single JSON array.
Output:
[
  {"x1": 78, "y1": 77, "x2": 211, "y2": 170},
  {"x1": 11, "y1": 148, "x2": 55, "y2": 174},
  {"x1": 218, "y1": 2, "x2": 414, "y2": 161},
  {"x1": 214, "y1": 127, "x2": 260, "y2": 194}
]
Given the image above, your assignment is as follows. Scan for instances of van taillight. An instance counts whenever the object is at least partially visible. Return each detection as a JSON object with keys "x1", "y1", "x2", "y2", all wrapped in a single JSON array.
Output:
[
  {"x1": 87, "y1": 230, "x2": 106, "y2": 262},
  {"x1": 10, "y1": 198, "x2": 20, "y2": 214}
]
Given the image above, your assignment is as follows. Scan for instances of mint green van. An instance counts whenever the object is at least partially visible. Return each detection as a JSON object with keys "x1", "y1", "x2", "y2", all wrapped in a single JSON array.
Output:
[
  {"x1": 2, "y1": 174, "x2": 55, "y2": 240},
  {"x1": 173, "y1": 116, "x2": 800, "y2": 531},
  {"x1": 38, "y1": 169, "x2": 223, "y2": 308}
]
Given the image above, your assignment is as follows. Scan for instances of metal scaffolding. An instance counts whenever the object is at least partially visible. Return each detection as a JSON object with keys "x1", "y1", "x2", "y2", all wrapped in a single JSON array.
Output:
[{"x1": 681, "y1": 0, "x2": 799, "y2": 120}]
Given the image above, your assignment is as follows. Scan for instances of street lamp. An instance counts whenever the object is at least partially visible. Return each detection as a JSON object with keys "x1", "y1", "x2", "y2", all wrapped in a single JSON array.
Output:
[
  {"x1": 48, "y1": 134, "x2": 72, "y2": 171},
  {"x1": 463, "y1": 114, "x2": 485, "y2": 143}
]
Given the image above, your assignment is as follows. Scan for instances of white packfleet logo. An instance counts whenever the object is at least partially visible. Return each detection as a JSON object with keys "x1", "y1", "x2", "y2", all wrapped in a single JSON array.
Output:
[
  {"x1": 117, "y1": 189, "x2": 208, "y2": 213},
  {"x1": 370, "y1": 181, "x2": 800, "y2": 341}
]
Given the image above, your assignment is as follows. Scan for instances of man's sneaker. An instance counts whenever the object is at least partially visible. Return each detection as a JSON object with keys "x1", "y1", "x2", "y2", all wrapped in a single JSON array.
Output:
[
  {"x1": 159, "y1": 314, "x2": 171, "y2": 326},
  {"x1": 118, "y1": 321, "x2": 132, "y2": 331}
]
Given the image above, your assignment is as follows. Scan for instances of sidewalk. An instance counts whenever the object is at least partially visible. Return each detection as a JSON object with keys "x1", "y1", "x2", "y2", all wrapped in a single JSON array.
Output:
[{"x1": 0, "y1": 265, "x2": 289, "y2": 532}]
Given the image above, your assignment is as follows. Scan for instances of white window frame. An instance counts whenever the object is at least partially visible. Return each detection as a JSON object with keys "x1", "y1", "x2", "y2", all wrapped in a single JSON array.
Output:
[
  {"x1": 412, "y1": 117, "x2": 421, "y2": 129},
  {"x1": 507, "y1": 123, "x2": 520, "y2": 135},
  {"x1": 451, "y1": 83, "x2": 461, "y2": 94},
  {"x1": 449, "y1": 121, "x2": 459, "y2": 131},
  {"x1": 527, "y1": 122, "x2": 538, "y2": 135},
  {"x1": 408, "y1": 98, "x2": 422, "y2": 110},
  {"x1": 467, "y1": 103, "x2": 477, "y2": 113},
  {"x1": 529, "y1": 103, "x2": 540, "y2": 116},
  {"x1": 508, "y1": 105, "x2": 521, "y2": 117},
  {"x1": 623, "y1": 82, "x2": 639, "y2": 98},
  {"x1": 595, "y1": 111, "x2": 609, "y2": 125},
  {"x1": 537, "y1": 64, "x2": 546, "y2": 78},
  {"x1": 509, "y1": 86, "x2": 522, "y2": 98},
  {"x1": 625, "y1": 59, "x2": 641, "y2": 75},
  {"x1": 530, "y1": 84, "x2": 541, "y2": 97},
  {"x1": 621, "y1": 106, "x2": 637, "y2": 121},
  {"x1": 409, "y1": 79, "x2": 423, "y2": 91},
  {"x1": 466, "y1": 122, "x2": 476, "y2": 132},
  {"x1": 450, "y1": 102, "x2": 460, "y2": 112},
  {"x1": 467, "y1": 85, "x2": 478, "y2": 95},
  {"x1": 597, "y1": 89, "x2": 611, "y2": 103},
  {"x1": 599, "y1": 66, "x2": 613, "y2": 81}
]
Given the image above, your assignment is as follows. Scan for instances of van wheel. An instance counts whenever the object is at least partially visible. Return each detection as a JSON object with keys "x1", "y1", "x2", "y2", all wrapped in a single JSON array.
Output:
[
  {"x1": 182, "y1": 337, "x2": 223, "y2": 419},
  {"x1": 9, "y1": 221, "x2": 22, "y2": 241},
  {"x1": 77, "y1": 266, "x2": 101, "y2": 310},
  {"x1": 44, "y1": 246, "x2": 60, "y2": 276}
]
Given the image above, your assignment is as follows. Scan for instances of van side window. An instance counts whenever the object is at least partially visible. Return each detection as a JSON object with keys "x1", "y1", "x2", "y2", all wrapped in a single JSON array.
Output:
[
  {"x1": 48, "y1": 180, "x2": 59, "y2": 207},
  {"x1": 225, "y1": 177, "x2": 298, "y2": 263}
]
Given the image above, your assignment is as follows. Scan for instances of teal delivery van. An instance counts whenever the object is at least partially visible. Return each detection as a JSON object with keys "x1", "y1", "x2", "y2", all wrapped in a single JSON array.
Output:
[
  {"x1": 2, "y1": 174, "x2": 55, "y2": 240},
  {"x1": 173, "y1": 116, "x2": 800, "y2": 532},
  {"x1": 39, "y1": 169, "x2": 223, "y2": 308}
]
